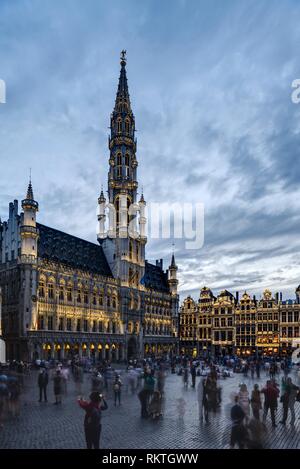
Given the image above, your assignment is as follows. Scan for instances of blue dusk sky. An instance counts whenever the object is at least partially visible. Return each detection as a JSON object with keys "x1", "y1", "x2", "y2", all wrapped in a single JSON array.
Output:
[{"x1": 1, "y1": 0, "x2": 300, "y2": 301}]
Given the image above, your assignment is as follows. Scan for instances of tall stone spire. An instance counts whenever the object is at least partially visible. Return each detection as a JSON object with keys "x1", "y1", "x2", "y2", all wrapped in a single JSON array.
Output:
[
  {"x1": 100, "y1": 52, "x2": 146, "y2": 286},
  {"x1": 108, "y1": 50, "x2": 138, "y2": 210},
  {"x1": 114, "y1": 50, "x2": 132, "y2": 114}
]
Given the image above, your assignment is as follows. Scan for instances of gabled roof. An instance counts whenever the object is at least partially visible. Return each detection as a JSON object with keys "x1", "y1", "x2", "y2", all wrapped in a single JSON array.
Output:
[
  {"x1": 37, "y1": 223, "x2": 112, "y2": 277},
  {"x1": 219, "y1": 289, "x2": 234, "y2": 298},
  {"x1": 144, "y1": 261, "x2": 169, "y2": 293}
]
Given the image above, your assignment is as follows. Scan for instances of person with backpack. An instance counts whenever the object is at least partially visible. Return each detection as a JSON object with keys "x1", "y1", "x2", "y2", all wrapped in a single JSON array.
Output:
[
  {"x1": 113, "y1": 375, "x2": 122, "y2": 406},
  {"x1": 78, "y1": 392, "x2": 108, "y2": 449}
]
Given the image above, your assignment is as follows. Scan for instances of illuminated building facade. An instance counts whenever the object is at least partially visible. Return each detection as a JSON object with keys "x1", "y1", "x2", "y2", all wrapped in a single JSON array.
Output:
[
  {"x1": 235, "y1": 292, "x2": 257, "y2": 355},
  {"x1": 180, "y1": 287, "x2": 300, "y2": 357},
  {"x1": 256, "y1": 289, "x2": 279, "y2": 354},
  {"x1": 179, "y1": 296, "x2": 198, "y2": 356},
  {"x1": 211, "y1": 290, "x2": 236, "y2": 356},
  {"x1": 197, "y1": 287, "x2": 214, "y2": 356},
  {"x1": 280, "y1": 286, "x2": 300, "y2": 354},
  {"x1": 0, "y1": 52, "x2": 179, "y2": 362}
]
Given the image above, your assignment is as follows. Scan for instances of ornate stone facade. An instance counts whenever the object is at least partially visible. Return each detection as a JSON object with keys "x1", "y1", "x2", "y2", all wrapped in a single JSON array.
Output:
[
  {"x1": 0, "y1": 52, "x2": 179, "y2": 362},
  {"x1": 180, "y1": 287, "x2": 300, "y2": 357}
]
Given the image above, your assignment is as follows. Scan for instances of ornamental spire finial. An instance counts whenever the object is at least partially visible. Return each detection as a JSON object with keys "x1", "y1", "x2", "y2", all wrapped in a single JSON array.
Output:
[{"x1": 120, "y1": 49, "x2": 127, "y2": 66}]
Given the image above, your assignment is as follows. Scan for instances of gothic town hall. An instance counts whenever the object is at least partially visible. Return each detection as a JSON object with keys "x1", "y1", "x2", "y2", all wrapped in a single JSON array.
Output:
[{"x1": 0, "y1": 52, "x2": 179, "y2": 362}]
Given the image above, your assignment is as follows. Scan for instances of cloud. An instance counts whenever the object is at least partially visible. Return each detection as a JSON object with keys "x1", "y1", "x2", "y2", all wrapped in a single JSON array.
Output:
[{"x1": 0, "y1": 0, "x2": 300, "y2": 301}]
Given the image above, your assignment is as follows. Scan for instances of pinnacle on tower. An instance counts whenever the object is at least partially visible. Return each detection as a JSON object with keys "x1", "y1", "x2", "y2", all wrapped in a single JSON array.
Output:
[
  {"x1": 112, "y1": 49, "x2": 133, "y2": 118},
  {"x1": 26, "y1": 180, "x2": 34, "y2": 201},
  {"x1": 170, "y1": 252, "x2": 177, "y2": 269},
  {"x1": 22, "y1": 177, "x2": 38, "y2": 211},
  {"x1": 139, "y1": 191, "x2": 145, "y2": 204},
  {"x1": 98, "y1": 186, "x2": 106, "y2": 204}
]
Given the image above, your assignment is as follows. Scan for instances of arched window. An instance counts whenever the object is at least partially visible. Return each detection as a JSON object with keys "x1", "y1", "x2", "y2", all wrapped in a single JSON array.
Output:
[
  {"x1": 125, "y1": 119, "x2": 130, "y2": 135},
  {"x1": 48, "y1": 283, "x2": 54, "y2": 299},
  {"x1": 84, "y1": 290, "x2": 89, "y2": 304},
  {"x1": 112, "y1": 296, "x2": 116, "y2": 308},
  {"x1": 117, "y1": 119, "x2": 122, "y2": 133},
  {"x1": 117, "y1": 153, "x2": 122, "y2": 166},
  {"x1": 127, "y1": 197, "x2": 131, "y2": 225},
  {"x1": 125, "y1": 153, "x2": 130, "y2": 178},
  {"x1": 116, "y1": 198, "x2": 120, "y2": 225},
  {"x1": 39, "y1": 280, "x2": 45, "y2": 298},
  {"x1": 59, "y1": 284, "x2": 64, "y2": 301},
  {"x1": 67, "y1": 285, "x2": 72, "y2": 302},
  {"x1": 136, "y1": 244, "x2": 139, "y2": 261},
  {"x1": 92, "y1": 293, "x2": 97, "y2": 305},
  {"x1": 99, "y1": 292, "x2": 103, "y2": 306},
  {"x1": 129, "y1": 240, "x2": 133, "y2": 259}
]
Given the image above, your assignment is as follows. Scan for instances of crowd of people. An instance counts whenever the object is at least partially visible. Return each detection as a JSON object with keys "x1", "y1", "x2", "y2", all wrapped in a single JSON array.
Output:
[
  {"x1": 0, "y1": 354, "x2": 299, "y2": 449},
  {"x1": 178, "y1": 355, "x2": 300, "y2": 449}
]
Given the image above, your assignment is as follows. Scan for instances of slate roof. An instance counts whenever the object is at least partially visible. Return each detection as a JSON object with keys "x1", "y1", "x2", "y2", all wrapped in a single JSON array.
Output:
[
  {"x1": 37, "y1": 223, "x2": 113, "y2": 277},
  {"x1": 144, "y1": 261, "x2": 169, "y2": 293}
]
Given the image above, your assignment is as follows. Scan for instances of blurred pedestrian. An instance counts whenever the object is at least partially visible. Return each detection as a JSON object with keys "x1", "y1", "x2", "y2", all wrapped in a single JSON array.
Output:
[
  {"x1": 53, "y1": 370, "x2": 62, "y2": 405},
  {"x1": 38, "y1": 368, "x2": 48, "y2": 403},
  {"x1": 246, "y1": 417, "x2": 266, "y2": 449},
  {"x1": 250, "y1": 384, "x2": 262, "y2": 420},
  {"x1": 8, "y1": 379, "x2": 21, "y2": 417},
  {"x1": 279, "y1": 377, "x2": 299, "y2": 426},
  {"x1": 197, "y1": 378, "x2": 205, "y2": 421},
  {"x1": 157, "y1": 368, "x2": 165, "y2": 395},
  {"x1": 113, "y1": 375, "x2": 122, "y2": 406},
  {"x1": 183, "y1": 367, "x2": 189, "y2": 388},
  {"x1": 261, "y1": 380, "x2": 279, "y2": 427},
  {"x1": 191, "y1": 365, "x2": 196, "y2": 388},
  {"x1": 148, "y1": 391, "x2": 163, "y2": 419},
  {"x1": 230, "y1": 395, "x2": 247, "y2": 449},
  {"x1": 238, "y1": 383, "x2": 250, "y2": 418}
]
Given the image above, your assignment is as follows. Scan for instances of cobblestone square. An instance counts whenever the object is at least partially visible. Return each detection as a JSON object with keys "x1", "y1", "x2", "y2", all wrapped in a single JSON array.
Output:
[{"x1": 0, "y1": 366, "x2": 299, "y2": 449}]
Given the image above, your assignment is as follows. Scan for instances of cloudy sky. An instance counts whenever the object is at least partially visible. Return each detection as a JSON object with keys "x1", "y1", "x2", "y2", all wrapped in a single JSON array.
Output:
[{"x1": 1, "y1": 0, "x2": 300, "y2": 301}]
